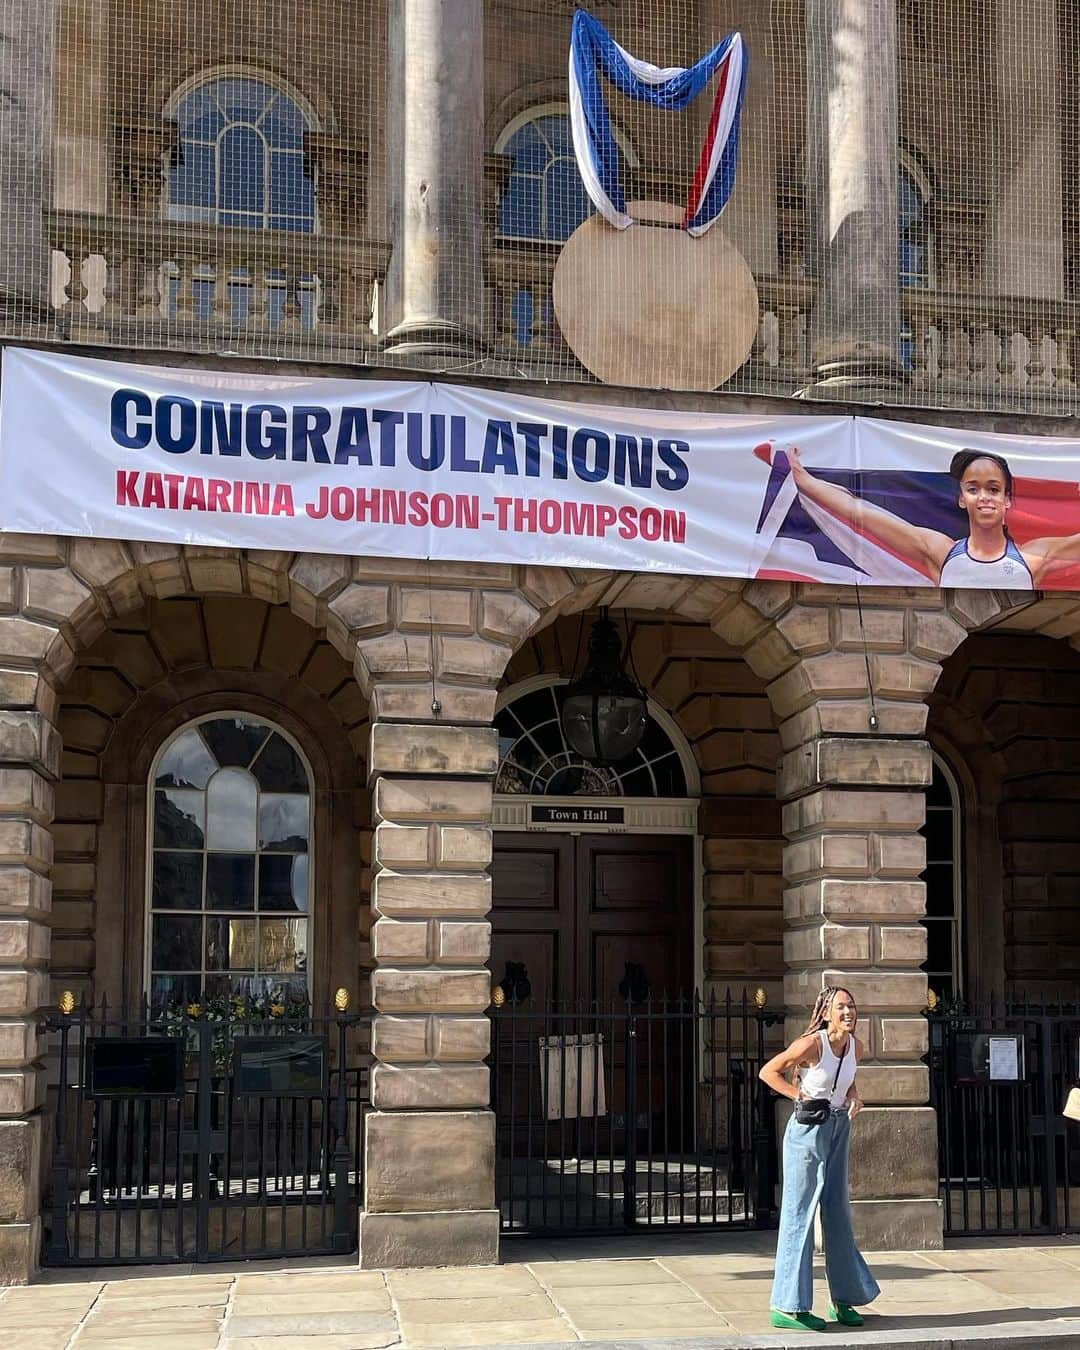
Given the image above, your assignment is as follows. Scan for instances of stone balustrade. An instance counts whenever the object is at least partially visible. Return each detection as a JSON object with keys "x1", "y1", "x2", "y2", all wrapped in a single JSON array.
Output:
[{"x1": 47, "y1": 209, "x2": 391, "y2": 355}]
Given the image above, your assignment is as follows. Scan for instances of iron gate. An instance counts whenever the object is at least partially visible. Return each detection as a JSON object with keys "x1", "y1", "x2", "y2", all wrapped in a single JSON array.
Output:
[
  {"x1": 929, "y1": 998, "x2": 1080, "y2": 1237},
  {"x1": 44, "y1": 997, "x2": 369, "y2": 1266},
  {"x1": 491, "y1": 991, "x2": 780, "y2": 1236}
]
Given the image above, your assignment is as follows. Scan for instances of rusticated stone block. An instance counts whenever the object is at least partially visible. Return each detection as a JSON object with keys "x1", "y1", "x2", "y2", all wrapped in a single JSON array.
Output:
[
  {"x1": 783, "y1": 788, "x2": 925, "y2": 834},
  {"x1": 371, "y1": 1014, "x2": 429, "y2": 1062},
  {"x1": 369, "y1": 723, "x2": 498, "y2": 778},
  {"x1": 780, "y1": 739, "x2": 931, "y2": 799},
  {"x1": 374, "y1": 824, "x2": 432, "y2": 869},
  {"x1": 0, "y1": 535, "x2": 64, "y2": 565},
  {"x1": 877, "y1": 1016, "x2": 929, "y2": 1059},
  {"x1": 784, "y1": 922, "x2": 870, "y2": 966},
  {"x1": 375, "y1": 778, "x2": 492, "y2": 823},
  {"x1": 875, "y1": 833, "x2": 927, "y2": 876},
  {"x1": 0, "y1": 1216, "x2": 40, "y2": 1284},
  {"x1": 182, "y1": 548, "x2": 244, "y2": 595},
  {"x1": 775, "y1": 605, "x2": 832, "y2": 655},
  {"x1": 373, "y1": 968, "x2": 490, "y2": 1014},
  {"x1": 835, "y1": 606, "x2": 906, "y2": 651},
  {"x1": 434, "y1": 1016, "x2": 491, "y2": 1062},
  {"x1": 437, "y1": 826, "x2": 491, "y2": 870},
  {"x1": 0, "y1": 712, "x2": 60, "y2": 779},
  {"x1": 371, "y1": 1064, "x2": 489, "y2": 1110},
  {"x1": 783, "y1": 834, "x2": 870, "y2": 881},
  {"x1": 0, "y1": 1118, "x2": 40, "y2": 1223},
  {"x1": 328, "y1": 583, "x2": 391, "y2": 637},
  {"x1": 876, "y1": 924, "x2": 928, "y2": 964},
  {"x1": 22, "y1": 567, "x2": 94, "y2": 628},
  {"x1": 373, "y1": 872, "x2": 490, "y2": 918},
  {"x1": 364, "y1": 1110, "x2": 494, "y2": 1212},
  {"x1": 784, "y1": 968, "x2": 926, "y2": 1015},
  {"x1": 0, "y1": 615, "x2": 62, "y2": 665},
  {"x1": 436, "y1": 920, "x2": 491, "y2": 965},
  {"x1": 0, "y1": 822, "x2": 50, "y2": 871},
  {"x1": 0, "y1": 970, "x2": 47, "y2": 1016},
  {"x1": 0, "y1": 920, "x2": 48, "y2": 965},
  {"x1": 789, "y1": 878, "x2": 926, "y2": 921},
  {"x1": 435, "y1": 634, "x2": 511, "y2": 685},
  {"x1": 359, "y1": 1208, "x2": 498, "y2": 1269},
  {"x1": 288, "y1": 554, "x2": 350, "y2": 624},
  {"x1": 370, "y1": 682, "x2": 498, "y2": 724},
  {"x1": 0, "y1": 1070, "x2": 42, "y2": 1116},
  {"x1": 0, "y1": 671, "x2": 42, "y2": 712},
  {"x1": 910, "y1": 608, "x2": 966, "y2": 661},
  {"x1": 0, "y1": 869, "x2": 50, "y2": 918},
  {"x1": 0, "y1": 770, "x2": 51, "y2": 823},
  {"x1": 371, "y1": 918, "x2": 430, "y2": 964},
  {"x1": 852, "y1": 1063, "x2": 930, "y2": 1104},
  {"x1": 0, "y1": 1022, "x2": 38, "y2": 1069},
  {"x1": 478, "y1": 589, "x2": 540, "y2": 646},
  {"x1": 779, "y1": 700, "x2": 929, "y2": 750},
  {"x1": 847, "y1": 1107, "x2": 937, "y2": 1200},
  {"x1": 399, "y1": 587, "x2": 474, "y2": 633}
]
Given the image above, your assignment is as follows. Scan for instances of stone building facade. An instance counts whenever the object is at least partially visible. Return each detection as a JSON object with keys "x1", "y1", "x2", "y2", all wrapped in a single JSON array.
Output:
[{"x1": 0, "y1": 0, "x2": 1078, "y2": 1286}]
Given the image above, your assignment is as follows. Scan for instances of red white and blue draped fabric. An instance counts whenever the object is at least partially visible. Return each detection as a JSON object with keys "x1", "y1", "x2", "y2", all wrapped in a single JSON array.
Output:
[{"x1": 568, "y1": 10, "x2": 747, "y2": 236}]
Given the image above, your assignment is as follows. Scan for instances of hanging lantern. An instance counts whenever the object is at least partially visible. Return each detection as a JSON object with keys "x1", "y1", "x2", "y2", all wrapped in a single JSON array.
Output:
[{"x1": 560, "y1": 612, "x2": 648, "y2": 765}]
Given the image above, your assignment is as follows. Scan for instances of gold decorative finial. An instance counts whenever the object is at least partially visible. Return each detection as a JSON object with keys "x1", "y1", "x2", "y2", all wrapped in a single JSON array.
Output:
[
  {"x1": 753, "y1": 987, "x2": 768, "y2": 1009},
  {"x1": 492, "y1": 984, "x2": 506, "y2": 1009},
  {"x1": 58, "y1": 990, "x2": 75, "y2": 1016},
  {"x1": 926, "y1": 988, "x2": 939, "y2": 1013},
  {"x1": 334, "y1": 987, "x2": 350, "y2": 1012}
]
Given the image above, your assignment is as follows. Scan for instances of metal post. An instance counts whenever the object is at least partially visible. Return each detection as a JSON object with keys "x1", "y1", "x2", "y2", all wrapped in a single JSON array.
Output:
[
  {"x1": 623, "y1": 1000, "x2": 637, "y2": 1230},
  {"x1": 1040, "y1": 1017, "x2": 1060, "y2": 1233},
  {"x1": 45, "y1": 1010, "x2": 74, "y2": 1264},
  {"x1": 194, "y1": 1019, "x2": 212, "y2": 1263},
  {"x1": 753, "y1": 1005, "x2": 775, "y2": 1227},
  {"x1": 331, "y1": 1006, "x2": 353, "y2": 1252}
]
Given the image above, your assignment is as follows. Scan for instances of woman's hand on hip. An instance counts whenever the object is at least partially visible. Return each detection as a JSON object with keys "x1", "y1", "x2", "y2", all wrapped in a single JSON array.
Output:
[{"x1": 846, "y1": 1095, "x2": 863, "y2": 1120}]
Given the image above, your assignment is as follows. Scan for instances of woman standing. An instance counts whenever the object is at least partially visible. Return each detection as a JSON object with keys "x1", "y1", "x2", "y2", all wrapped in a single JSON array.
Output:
[{"x1": 759, "y1": 987, "x2": 880, "y2": 1333}]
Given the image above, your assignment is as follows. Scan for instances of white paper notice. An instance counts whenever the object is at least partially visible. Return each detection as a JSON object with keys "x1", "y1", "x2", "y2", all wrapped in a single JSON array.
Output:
[{"x1": 988, "y1": 1036, "x2": 1020, "y2": 1082}]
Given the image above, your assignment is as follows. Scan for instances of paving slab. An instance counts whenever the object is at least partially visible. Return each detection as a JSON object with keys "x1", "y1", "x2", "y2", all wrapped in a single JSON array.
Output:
[
  {"x1": 226, "y1": 1312, "x2": 400, "y2": 1339},
  {"x1": 399, "y1": 1317, "x2": 578, "y2": 1347},
  {"x1": 395, "y1": 1294, "x2": 560, "y2": 1324},
  {"x1": 389, "y1": 1266, "x2": 544, "y2": 1299}
]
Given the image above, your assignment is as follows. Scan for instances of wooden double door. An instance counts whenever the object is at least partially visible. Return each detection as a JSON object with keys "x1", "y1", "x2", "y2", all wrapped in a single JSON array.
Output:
[{"x1": 490, "y1": 832, "x2": 693, "y2": 1007}]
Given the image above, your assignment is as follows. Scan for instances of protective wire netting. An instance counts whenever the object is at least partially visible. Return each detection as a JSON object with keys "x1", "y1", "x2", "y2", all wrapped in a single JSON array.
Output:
[{"x1": 2, "y1": 0, "x2": 1078, "y2": 413}]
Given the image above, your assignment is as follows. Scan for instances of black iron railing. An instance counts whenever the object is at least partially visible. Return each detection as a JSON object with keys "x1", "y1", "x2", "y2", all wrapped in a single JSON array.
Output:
[
  {"x1": 490, "y1": 990, "x2": 780, "y2": 1236},
  {"x1": 44, "y1": 995, "x2": 370, "y2": 1266},
  {"x1": 929, "y1": 995, "x2": 1080, "y2": 1238}
]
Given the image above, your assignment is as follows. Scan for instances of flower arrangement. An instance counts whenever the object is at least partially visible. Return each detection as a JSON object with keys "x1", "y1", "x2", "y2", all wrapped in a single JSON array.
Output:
[{"x1": 153, "y1": 988, "x2": 312, "y2": 1073}]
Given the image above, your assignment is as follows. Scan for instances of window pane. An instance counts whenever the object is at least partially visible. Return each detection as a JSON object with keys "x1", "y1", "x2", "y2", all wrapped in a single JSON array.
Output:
[
  {"x1": 154, "y1": 789, "x2": 205, "y2": 848},
  {"x1": 177, "y1": 89, "x2": 225, "y2": 140},
  {"x1": 201, "y1": 716, "x2": 271, "y2": 769},
  {"x1": 259, "y1": 93, "x2": 308, "y2": 149},
  {"x1": 269, "y1": 151, "x2": 314, "y2": 223},
  {"x1": 151, "y1": 973, "x2": 200, "y2": 1007},
  {"x1": 259, "y1": 854, "x2": 308, "y2": 912},
  {"x1": 152, "y1": 852, "x2": 203, "y2": 909},
  {"x1": 252, "y1": 734, "x2": 308, "y2": 792},
  {"x1": 169, "y1": 142, "x2": 215, "y2": 211},
  {"x1": 501, "y1": 175, "x2": 542, "y2": 239},
  {"x1": 545, "y1": 158, "x2": 591, "y2": 241},
  {"x1": 923, "y1": 917, "x2": 954, "y2": 976},
  {"x1": 205, "y1": 916, "x2": 257, "y2": 971},
  {"x1": 214, "y1": 76, "x2": 271, "y2": 124},
  {"x1": 206, "y1": 853, "x2": 256, "y2": 910},
  {"x1": 259, "y1": 917, "x2": 307, "y2": 972},
  {"x1": 925, "y1": 864, "x2": 955, "y2": 918},
  {"x1": 923, "y1": 808, "x2": 953, "y2": 863},
  {"x1": 152, "y1": 915, "x2": 202, "y2": 971},
  {"x1": 506, "y1": 122, "x2": 547, "y2": 171},
  {"x1": 219, "y1": 125, "x2": 266, "y2": 216},
  {"x1": 206, "y1": 768, "x2": 258, "y2": 851}
]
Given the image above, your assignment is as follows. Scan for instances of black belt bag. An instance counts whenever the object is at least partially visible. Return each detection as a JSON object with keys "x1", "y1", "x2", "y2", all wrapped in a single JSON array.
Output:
[{"x1": 794, "y1": 1037, "x2": 848, "y2": 1125}]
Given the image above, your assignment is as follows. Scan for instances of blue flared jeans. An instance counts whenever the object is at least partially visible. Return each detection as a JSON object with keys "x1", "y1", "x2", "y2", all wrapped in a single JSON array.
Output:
[{"x1": 770, "y1": 1109, "x2": 880, "y2": 1315}]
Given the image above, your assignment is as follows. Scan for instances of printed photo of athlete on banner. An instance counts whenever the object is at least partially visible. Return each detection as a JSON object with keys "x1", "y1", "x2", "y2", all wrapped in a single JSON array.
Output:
[{"x1": 752, "y1": 421, "x2": 1080, "y2": 591}]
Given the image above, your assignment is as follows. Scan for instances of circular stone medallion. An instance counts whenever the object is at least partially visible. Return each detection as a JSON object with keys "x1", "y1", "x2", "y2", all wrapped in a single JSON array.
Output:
[{"x1": 552, "y1": 201, "x2": 760, "y2": 391}]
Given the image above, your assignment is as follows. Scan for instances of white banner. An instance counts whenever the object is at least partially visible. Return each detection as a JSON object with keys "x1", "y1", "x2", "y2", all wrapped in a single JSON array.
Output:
[
  {"x1": 5, "y1": 347, "x2": 1080, "y2": 589},
  {"x1": 0, "y1": 348, "x2": 845, "y2": 578}
]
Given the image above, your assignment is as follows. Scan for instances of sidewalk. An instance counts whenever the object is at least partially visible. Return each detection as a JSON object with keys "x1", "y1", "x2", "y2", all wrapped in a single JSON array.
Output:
[{"x1": 5, "y1": 1231, "x2": 1080, "y2": 1350}]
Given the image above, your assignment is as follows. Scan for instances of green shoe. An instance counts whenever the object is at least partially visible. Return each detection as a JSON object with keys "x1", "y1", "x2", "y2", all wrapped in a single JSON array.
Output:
[
  {"x1": 769, "y1": 1309, "x2": 828, "y2": 1331},
  {"x1": 828, "y1": 1301, "x2": 864, "y2": 1326}
]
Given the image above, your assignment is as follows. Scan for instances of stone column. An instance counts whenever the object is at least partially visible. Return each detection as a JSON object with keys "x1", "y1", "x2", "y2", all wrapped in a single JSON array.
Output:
[
  {"x1": 981, "y1": 0, "x2": 1064, "y2": 299},
  {"x1": 804, "y1": 0, "x2": 903, "y2": 393},
  {"x1": 359, "y1": 721, "x2": 499, "y2": 1268},
  {"x1": 0, "y1": 670, "x2": 58, "y2": 1282},
  {"x1": 381, "y1": 0, "x2": 485, "y2": 361},
  {"x1": 0, "y1": 0, "x2": 56, "y2": 325},
  {"x1": 780, "y1": 731, "x2": 941, "y2": 1249}
]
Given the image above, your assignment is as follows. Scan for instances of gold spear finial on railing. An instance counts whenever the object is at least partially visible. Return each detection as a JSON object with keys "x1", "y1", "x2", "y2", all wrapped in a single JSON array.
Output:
[
  {"x1": 753, "y1": 987, "x2": 768, "y2": 1009},
  {"x1": 58, "y1": 990, "x2": 75, "y2": 1016},
  {"x1": 334, "y1": 987, "x2": 350, "y2": 1012},
  {"x1": 492, "y1": 984, "x2": 506, "y2": 1009},
  {"x1": 926, "y1": 988, "x2": 939, "y2": 1013}
]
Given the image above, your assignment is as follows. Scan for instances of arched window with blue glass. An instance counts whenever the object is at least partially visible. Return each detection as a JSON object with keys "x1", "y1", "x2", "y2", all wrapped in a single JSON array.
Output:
[
  {"x1": 494, "y1": 106, "x2": 636, "y2": 348},
  {"x1": 898, "y1": 154, "x2": 933, "y2": 369},
  {"x1": 164, "y1": 72, "x2": 321, "y2": 328},
  {"x1": 166, "y1": 72, "x2": 318, "y2": 231}
]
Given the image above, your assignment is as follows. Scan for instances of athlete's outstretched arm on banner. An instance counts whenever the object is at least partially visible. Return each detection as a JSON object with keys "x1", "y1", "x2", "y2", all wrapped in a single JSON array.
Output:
[
  {"x1": 786, "y1": 446, "x2": 954, "y2": 580},
  {"x1": 1021, "y1": 531, "x2": 1080, "y2": 585}
]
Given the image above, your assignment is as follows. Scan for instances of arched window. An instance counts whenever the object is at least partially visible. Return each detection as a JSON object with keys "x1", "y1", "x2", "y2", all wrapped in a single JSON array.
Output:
[
  {"x1": 497, "y1": 110, "x2": 594, "y2": 243},
  {"x1": 922, "y1": 753, "x2": 963, "y2": 1002},
  {"x1": 167, "y1": 74, "x2": 318, "y2": 232},
  {"x1": 147, "y1": 713, "x2": 312, "y2": 1007},
  {"x1": 899, "y1": 162, "x2": 932, "y2": 289},
  {"x1": 496, "y1": 680, "x2": 689, "y2": 797}
]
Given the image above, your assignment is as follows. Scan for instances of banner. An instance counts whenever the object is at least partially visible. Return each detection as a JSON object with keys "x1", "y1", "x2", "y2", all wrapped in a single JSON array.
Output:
[{"x1": 5, "y1": 347, "x2": 1080, "y2": 589}]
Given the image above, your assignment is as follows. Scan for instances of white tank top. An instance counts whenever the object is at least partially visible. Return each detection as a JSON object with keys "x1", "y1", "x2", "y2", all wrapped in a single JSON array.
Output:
[
  {"x1": 938, "y1": 537, "x2": 1033, "y2": 589},
  {"x1": 799, "y1": 1030, "x2": 857, "y2": 1109}
]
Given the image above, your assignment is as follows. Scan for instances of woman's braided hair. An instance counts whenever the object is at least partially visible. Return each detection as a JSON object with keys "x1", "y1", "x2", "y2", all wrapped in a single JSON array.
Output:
[{"x1": 804, "y1": 986, "x2": 856, "y2": 1036}]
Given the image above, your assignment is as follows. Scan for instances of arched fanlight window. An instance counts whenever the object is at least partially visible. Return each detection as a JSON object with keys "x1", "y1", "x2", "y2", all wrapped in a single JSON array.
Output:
[
  {"x1": 167, "y1": 73, "x2": 318, "y2": 231},
  {"x1": 496, "y1": 680, "x2": 689, "y2": 798},
  {"x1": 147, "y1": 713, "x2": 312, "y2": 1007},
  {"x1": 899, "y1": 161, "x2": 932, "y2": 290},
  {"x1": 922, "y1": 752, "x2": 963, "y2": 1002}
]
